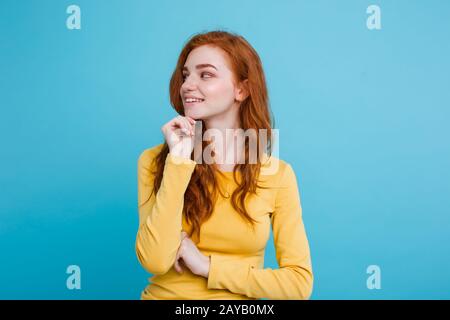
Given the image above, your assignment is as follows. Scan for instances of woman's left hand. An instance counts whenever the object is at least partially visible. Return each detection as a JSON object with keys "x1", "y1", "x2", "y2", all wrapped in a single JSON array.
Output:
[{"x1": 174, "y1": 231, "x2": 210, "y2": 278}]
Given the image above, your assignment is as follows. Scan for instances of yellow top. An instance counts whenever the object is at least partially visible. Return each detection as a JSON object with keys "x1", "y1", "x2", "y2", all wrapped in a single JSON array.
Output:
[{"x1": 135, "y1": 143, "x2": 313, "y2": 300}]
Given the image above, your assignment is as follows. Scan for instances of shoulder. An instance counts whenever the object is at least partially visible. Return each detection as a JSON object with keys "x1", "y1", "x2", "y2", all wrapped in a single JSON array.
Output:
[
  {"x1": 137, "y1": 143, "x2": 165, "y2": 170},
  {"x1": 260, "y1": 153, "x2": 294, "y2": 177}
]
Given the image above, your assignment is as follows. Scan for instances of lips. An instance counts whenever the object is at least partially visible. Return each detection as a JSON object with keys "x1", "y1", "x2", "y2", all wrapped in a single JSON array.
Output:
[{"x1": 185, "y1": 98, "x2": 205, "y2": 106}]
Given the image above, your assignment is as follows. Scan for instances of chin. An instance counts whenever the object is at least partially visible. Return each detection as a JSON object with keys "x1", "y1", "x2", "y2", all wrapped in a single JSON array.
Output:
[{"x1": 185, "y1": 110, "x2": 205, "y2": 120}]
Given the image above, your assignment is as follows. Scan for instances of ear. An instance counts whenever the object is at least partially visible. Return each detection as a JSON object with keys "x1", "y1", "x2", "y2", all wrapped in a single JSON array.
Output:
[{"x1": 235, "y1": 79, "x2": 249, "y2": 102}]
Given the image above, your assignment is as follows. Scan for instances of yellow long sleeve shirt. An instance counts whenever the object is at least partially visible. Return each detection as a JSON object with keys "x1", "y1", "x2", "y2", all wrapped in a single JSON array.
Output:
[{"x1": 135, "y1": 143, "x2": 313, "y2": 300}]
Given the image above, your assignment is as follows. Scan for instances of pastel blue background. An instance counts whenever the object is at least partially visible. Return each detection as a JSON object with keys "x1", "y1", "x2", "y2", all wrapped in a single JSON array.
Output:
[{"x1": 1, "y1": 0, "x2": 449, "y2": 299}]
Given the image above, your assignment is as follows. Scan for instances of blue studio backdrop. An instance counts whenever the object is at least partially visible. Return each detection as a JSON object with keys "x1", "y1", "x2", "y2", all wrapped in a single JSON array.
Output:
[{"x1": 1, "y1": 0, "x2": 449, "y2": 299}]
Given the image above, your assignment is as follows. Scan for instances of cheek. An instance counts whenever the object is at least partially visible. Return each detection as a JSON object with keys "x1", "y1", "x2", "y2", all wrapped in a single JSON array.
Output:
[{"x1": 203, "y1": 82, "x2": 235, "y2": 104}]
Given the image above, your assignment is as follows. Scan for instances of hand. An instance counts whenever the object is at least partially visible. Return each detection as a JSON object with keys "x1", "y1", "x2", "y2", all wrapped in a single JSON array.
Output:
[
  {"x1": 161, "y1": 115, "x2": 196, "y2": 159},
  {"x1": 174, "y1": 231, "x2": 210, "y2": 278}
]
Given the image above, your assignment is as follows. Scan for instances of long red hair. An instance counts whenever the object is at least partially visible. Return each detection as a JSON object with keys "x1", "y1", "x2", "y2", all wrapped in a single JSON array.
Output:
[{"x1": 145, "y1": 30, "x2": 274, "y2": 242}]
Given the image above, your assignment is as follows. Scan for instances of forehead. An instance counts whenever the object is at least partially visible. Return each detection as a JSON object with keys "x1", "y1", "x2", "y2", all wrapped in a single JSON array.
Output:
[{"x1": 183, "y1": 45, "x2": 231, "y2": 71}]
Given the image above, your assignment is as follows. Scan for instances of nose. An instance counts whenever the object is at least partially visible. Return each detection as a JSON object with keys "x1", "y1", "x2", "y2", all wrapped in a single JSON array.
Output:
[{"x1": 181, "y1": 74, "x2": 198, "y2": 91}]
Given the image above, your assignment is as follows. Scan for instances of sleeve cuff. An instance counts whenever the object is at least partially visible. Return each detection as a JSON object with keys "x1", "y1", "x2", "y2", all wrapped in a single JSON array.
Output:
[
  {"x1": 166, "y1": 153, "x2": 197, "y2": 166},
  {"x1": 207, "y1": 254, "x2": 256, "y2": 290}
]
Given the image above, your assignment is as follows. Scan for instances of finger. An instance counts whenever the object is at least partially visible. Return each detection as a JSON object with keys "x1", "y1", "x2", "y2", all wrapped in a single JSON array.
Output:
[
  {"x1": 174, "y1": 250, "x2": 184, "y2": 274},
  {"x1": 175, "y1": 117, "x2": 193, "y2": 136},
  {"x1": 174, "y1": 259, "x2": 183, "y2": 274},
  {"x1": 187, "y1": 120, "x2": 196, "y2": 135},
  {"x1": 180, "y1": 127, "x2": 191, "y2": 136},
  {"x1": 181, "y1": 117, "x2": 194, "y2": 136},
  {"x1": 186, "y1": 116, "x2": 196, "y2": 125},
  {"x1": 178, "y1": 116, "x2": 193, "y2": 133},
  {"x1": 186, "y1": 117, "x2": 195, "y2": 125},
  {"x1": 171, "y1": 119, "x2": 191, "y2": 137},
  {"x1": 169, "y1": 119, "x2": 185, "y2": 131}
]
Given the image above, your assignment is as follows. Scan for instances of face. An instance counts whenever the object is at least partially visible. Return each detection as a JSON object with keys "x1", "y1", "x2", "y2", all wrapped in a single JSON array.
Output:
[{"x1": 180, "y1": 45, "x2": 246, "y2": 122}]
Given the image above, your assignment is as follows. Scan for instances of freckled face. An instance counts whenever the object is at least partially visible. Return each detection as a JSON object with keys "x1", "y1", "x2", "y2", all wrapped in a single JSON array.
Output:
[{"x1": 180, "y1": 45, "x2": 239, "y2": 121}]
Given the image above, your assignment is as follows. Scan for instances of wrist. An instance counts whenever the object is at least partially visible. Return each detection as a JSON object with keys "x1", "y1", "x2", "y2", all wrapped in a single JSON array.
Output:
[{"x1": 169, "y1": 148, "x2": 191, "y2": 160}]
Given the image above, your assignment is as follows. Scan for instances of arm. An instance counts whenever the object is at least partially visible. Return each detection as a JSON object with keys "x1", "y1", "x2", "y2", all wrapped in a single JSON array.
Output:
[
  {"x1": 135, "y1": 148, "x2": 196, "y2": 275},
  {"x1": 206, "y1": 163, "x2": 314, "y2": 299}
]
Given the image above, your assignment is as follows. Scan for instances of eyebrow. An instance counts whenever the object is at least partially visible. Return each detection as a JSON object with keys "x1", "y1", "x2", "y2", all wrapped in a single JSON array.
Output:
[{"x1": 182, "y1": 64, "x2": 218, "y2": 72}]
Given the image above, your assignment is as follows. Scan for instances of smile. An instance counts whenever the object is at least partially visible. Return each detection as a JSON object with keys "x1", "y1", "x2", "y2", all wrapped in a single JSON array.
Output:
[{"x1": 185, "y1": 98, "x2": 205, "y2": 105}]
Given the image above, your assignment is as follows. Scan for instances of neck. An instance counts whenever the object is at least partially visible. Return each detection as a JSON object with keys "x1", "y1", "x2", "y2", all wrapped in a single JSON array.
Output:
[{"x1": 203, "y1": 105, "x2": 244, "y2": 168}]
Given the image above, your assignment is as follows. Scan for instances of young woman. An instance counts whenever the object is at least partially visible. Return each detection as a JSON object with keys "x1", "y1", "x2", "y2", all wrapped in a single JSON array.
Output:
[{"x1": 136, "y1": 30, "x2": 313, "y2": 300}]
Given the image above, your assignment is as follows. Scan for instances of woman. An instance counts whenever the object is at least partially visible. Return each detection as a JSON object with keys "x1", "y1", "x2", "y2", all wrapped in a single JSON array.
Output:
[{"x1": 136, "y1": 30, "x2": 313, "y2": 300}]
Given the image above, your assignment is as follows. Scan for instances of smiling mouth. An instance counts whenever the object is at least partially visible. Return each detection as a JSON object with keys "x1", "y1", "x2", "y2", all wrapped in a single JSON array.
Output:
[{"x1": 185, "y1": 99, "x2": 205, "y2": 105}]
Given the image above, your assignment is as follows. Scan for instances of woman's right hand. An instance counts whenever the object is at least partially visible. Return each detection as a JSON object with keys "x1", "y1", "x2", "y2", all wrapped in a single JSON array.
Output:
[{"x1": 161, "y1": 115, "x2": 196, "y2": 159}]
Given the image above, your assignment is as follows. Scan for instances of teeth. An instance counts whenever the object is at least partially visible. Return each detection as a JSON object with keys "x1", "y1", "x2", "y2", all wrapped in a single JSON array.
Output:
[{"x1": 186, "y1": 98, "x2": 204, "y2": 103}]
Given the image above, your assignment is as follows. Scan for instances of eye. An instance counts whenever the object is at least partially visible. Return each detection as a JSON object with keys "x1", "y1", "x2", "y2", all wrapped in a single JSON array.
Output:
[
  {"x1": 201, "y1": 72, "x2": 213, "y2": 79},
  {"x1": 181, "y1": 72, "x2": 213, "y2": 81}
]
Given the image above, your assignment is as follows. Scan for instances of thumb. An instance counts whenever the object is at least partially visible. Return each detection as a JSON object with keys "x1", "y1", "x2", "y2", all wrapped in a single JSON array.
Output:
[{"x1": 174, "y1": 250, "x2": 184, "y2": 274}]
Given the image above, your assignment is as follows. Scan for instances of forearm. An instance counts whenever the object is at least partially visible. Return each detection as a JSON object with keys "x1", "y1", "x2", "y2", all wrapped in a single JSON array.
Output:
[{"x1": 136, "y1": 153, "x2": 196, "y2": 275}]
